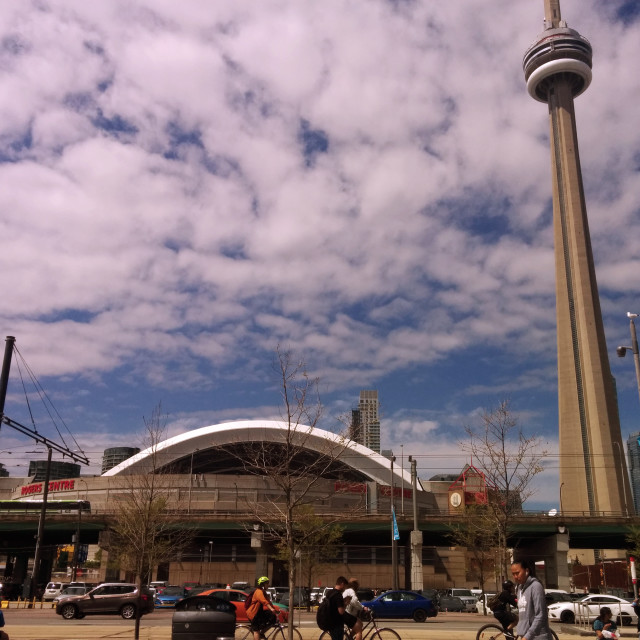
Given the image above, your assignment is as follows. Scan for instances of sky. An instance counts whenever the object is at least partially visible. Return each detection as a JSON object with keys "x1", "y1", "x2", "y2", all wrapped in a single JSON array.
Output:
[{"x1": 0, "y1": 0, "x2": 639, "y2": 511}]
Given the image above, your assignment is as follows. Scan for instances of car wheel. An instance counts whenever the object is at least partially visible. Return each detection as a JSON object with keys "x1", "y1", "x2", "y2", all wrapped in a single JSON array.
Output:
[
  {"x1": 120, "y1": 603, "x2": 136, "y2": 619},
  {"x1": 60, "y1": 604, "x2": 77, "y2": 620},
  {"x1": 560, "y1": 611, "x2": 575, "y2": 624},
  {"x1": 413, "y1": 608, "x2": 427, "y2": 622},
  {"x1": 616, "y1": 615, "x2": 632, "y2": 626}
]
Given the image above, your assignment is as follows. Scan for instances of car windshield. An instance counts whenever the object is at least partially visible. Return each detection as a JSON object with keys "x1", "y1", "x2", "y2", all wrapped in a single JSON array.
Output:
[
  {"x1": 61, "y1": 587, "x2": 84, "y2": 595},
  {"x1": 162, "y1": 587, "x2": 185, "y2": 596},
  {"x1": 453, "y1": 590, "x2": 473, "y2": 596}
]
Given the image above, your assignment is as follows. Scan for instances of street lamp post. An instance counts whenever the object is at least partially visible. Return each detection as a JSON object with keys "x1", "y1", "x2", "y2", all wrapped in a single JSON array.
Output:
[
  {"x1": 617, "y1": 312, "x2": 640, "y2": 411},
  {"x1": 617, "y1": 312, "x2": 640, "y2": 516},
  {"x1": 188, "y1": 449, "x2": 199, "y2": 514},
  {"x1": 390, "y1": 455, "x2": 398, "y2": 591},
  {"x1": 207, "y1": 540, "x2": 213, "y2": 584}
]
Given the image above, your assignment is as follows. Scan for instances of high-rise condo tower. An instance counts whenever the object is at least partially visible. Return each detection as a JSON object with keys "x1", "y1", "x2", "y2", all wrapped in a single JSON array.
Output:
[{"x1": 523, "y1": 0, "x2": 631, "y2": 515}]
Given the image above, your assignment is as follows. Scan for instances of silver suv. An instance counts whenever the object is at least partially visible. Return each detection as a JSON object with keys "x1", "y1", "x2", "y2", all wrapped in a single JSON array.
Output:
[
  {"x1": 445, "y1": 588, "x2": 478, "y2": 612},
  {"x1": 55, "y1": 582, "x2": 154, "y2": 620}
]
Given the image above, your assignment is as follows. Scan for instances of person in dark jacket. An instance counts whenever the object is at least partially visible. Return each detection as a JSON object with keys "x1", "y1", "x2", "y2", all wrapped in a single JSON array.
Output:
[
  {"x1": 512, "y1": 558, "x2": 552, "y2": 640},
  {"x1": 632, "y1": 597, "x2": 640, "y2": 639},
  {"x1": 493, "y1": 580, "x2": 518, "y2": 636}
]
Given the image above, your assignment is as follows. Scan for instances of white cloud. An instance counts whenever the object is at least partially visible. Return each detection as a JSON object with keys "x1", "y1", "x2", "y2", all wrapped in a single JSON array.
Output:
[{"x1": 0, "y1": 1, "x2": 637, "y2": 508}]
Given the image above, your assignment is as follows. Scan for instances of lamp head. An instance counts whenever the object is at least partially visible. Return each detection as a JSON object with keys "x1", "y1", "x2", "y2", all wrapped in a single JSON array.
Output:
[
  {"x1": 617, "y1": 346, "x2": 628, "y2": 358},
  {"x1": 628, "y1": 312, "x2": 639, "y2": 319}
]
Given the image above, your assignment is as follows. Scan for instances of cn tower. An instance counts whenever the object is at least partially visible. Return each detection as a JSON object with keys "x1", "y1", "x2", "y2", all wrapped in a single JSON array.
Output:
[{"x1": 523, "y1": 1, "x2": 631, "y2": 515}]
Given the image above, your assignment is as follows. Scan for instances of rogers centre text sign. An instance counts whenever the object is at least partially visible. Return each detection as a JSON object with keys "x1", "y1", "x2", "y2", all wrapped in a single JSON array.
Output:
[{"x1": 21, "y1": 479, "x2": 75, "y2": 496}]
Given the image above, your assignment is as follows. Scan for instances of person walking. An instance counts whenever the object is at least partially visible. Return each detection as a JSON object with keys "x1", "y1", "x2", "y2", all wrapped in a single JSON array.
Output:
[
  {"x1": 512, "y1": 558, "x2": 552, "y2": 640},
  {"x1": 0, "y1": 608, "x2": 8, "y2": 640},
  {"x1": 632, "y1": 597, "x2": 640, "y2": 640},
  {"x1": 246, "y1": 576, "x2": 279, "y2": 640},
  {"x1": 492, "y1": 580, "x2": 518, "y2": 637}
]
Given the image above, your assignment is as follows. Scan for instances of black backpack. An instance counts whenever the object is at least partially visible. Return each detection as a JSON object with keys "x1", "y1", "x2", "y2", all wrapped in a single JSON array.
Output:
[
  {"x1": 316, "y1": 593, "x2": 334, "y2": 631},
  {"x1": 487, "y1": 593, "x2": 502, "y2": 610}
]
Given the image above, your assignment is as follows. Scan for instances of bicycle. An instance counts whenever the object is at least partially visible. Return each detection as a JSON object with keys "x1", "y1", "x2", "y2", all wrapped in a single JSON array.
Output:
[
  {"x1": 318, "y1": 611, "x2": 402, "y2": 640},
  {"x1": 476, "y1": 623, "x2": 559, "y2": 640},
  {"x1": 236, "y1": 618, "x2": 303, "y2": 640}
]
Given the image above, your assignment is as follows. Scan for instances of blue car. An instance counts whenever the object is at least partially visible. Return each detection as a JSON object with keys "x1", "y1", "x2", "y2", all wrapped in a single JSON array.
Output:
[
  {"x1": 154, "y1": 585, "x2": 187, "y2": 608},
  {"x1": 361, "y1": 590, "x2": 437, "y2": 623}
]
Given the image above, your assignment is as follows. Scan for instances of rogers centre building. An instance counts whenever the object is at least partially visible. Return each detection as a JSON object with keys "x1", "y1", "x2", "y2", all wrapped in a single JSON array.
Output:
[{"x1": 2, "y1": 420, "x2": 465, "y2": 590}]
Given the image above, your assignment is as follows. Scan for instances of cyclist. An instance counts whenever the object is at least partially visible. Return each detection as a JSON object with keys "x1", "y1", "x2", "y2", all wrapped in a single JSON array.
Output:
[
  {"x1": 343, "y1": 578, "x2": 369, "y2": 640},
  {"x1": 324, "y1": 576, "x2": 349, "y2": 640},
  {"x1": 246, "y1": 576, "x2": 279, "y2": 640},
  {"x1": 492, "y1": 580, "x2": 518, "y2": 637}
]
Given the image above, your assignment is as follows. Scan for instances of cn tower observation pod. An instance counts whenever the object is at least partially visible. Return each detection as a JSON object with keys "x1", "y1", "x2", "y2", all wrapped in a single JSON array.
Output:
[
  {"x1": 103, "y1": 419, "x2": 417, "y2": 489},
  {"x1": 523, "y1": 26, "x2": 592, "y2": 102}
]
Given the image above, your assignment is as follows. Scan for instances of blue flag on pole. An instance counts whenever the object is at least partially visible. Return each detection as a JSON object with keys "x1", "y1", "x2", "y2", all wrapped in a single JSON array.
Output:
[{"x1": 392, "y1": 505, "x2": 400, "y2": 541}]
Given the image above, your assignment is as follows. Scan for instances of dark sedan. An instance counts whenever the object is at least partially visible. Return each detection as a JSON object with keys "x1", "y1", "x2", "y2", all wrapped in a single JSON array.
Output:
[
  {"x1": 362, "y1": 590, "x2": 438, "y2": 622},
  {"x1": 172, "y1": 595, "x2": 236, "y2": 640}
]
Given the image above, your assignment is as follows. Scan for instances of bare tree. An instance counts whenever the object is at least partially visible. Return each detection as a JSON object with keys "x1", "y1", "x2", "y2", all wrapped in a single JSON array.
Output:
[
  {"x1": 107, "y1": 403, "x2": 195, "y2": 640},
  {"x1": 274, "y1": 504, "x2": 343, "y2": 610},
  {"x1": 460, "y1": 400, "x2": 547, "y2": 580},
  {"x1": 224, "y1": 347, "x2": 360, "y2": 640}
]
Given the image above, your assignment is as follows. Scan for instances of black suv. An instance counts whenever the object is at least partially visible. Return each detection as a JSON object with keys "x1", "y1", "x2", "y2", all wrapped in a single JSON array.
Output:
[{"x1": 55, "y1": 582, "x2": 154, "y2": 620}]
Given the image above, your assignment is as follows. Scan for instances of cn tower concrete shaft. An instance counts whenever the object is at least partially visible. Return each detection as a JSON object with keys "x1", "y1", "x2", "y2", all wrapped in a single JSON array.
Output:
[{"x1": 523, "y1": 1, "x2": 631, "y2": 515}]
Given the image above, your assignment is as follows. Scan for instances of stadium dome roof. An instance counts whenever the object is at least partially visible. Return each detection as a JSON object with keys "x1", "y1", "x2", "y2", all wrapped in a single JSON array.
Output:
[{"x1": 103, "y1": 419, "x2": 418, "y2": 488}]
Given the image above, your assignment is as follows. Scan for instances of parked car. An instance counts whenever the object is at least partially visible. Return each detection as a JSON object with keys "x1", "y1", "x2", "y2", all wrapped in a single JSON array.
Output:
[
  {"x1": 545, "y1": 591, "x2": 574, "y2": 606},
  {"x1": 154, "y1": 585, "x2": 188, "y2": 608},
  {"x1": 198, "y1": 587, "x2": 288, "y2": 623},
  {"x1": 317, "y1": 587, "x2": 333, "y2": 603},
  {"x1": 361, "y1": 590, "x2": 438, "y2": 622},
  {"x1": 438, "y1": 595, "x2": 465, "y2": 612},
  {"x1": 357, "y1": 589, "x2": 375, "y2": 603},
  {"x1": 421, "y1": 589, "x2": 440, "y2": 607},
  {"x1": 476, "y1": 593, "x2": 497, "y2": 615},
  {"x1": 547, "y1": 594, "x2": 637, "y2": 625},
  {"x1": 276, "y1": 587, "x2": 309, "y2": 608},
  {"x1": 43, "y1": 582, "x2": 67, "y2": 601},
  {"x1": 444, "y1": 588, "x2": 478, "y2": 612},
  {"x1": 310, "y1": 588, "x2": 322, "y2": 605},
  {"x1": 172, "y1": 594, "x2": 236, "y2": 640},
  {"x1": 55, "y1": 582, "x2": 154, "y2": 620},
  {"x1": 53, "y1": 585, "x2": 89, "y2": 603},
  {"x1": 231, "y1": 581, "x2": 251, "y2": 591}
]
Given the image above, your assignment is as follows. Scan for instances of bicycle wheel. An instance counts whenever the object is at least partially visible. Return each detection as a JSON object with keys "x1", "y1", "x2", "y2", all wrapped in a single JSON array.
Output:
[
  {"x1": 319, "y1": 628, "x2": 351, "y2": 640},
  {"x1": 236, "y1": 625, "x2": 253, "y2": 640},
  {"x1": 270, "y1": 626, "x2": 303, "y2": 640},
  {"x1": 476, "y1": 623, "x2": 510, "y2": 640},
  {"x1": 371, "y1": 628, "x2": 402, "y2": 640}
]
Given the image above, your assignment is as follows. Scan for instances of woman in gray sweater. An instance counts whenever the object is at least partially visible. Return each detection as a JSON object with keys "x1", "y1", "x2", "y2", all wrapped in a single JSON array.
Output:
[{"x1": 512, "y1": 558, "x2": 553, "y2": 640}]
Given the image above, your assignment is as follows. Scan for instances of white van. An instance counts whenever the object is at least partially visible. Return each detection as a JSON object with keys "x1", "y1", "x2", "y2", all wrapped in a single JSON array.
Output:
[{"x1": 43, "y1": 581, "x2": 67, "y2": 601}]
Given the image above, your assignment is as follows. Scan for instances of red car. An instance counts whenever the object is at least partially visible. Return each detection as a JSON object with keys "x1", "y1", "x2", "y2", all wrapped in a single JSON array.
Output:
[{"x1": 198, "y1": 588, "x2": 288, "y2": 622}]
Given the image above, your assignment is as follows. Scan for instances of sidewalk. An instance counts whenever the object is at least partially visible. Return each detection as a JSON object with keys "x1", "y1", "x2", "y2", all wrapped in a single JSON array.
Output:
[{"x1": 3, "y1": 611, "x2": 633, "y2": 640}]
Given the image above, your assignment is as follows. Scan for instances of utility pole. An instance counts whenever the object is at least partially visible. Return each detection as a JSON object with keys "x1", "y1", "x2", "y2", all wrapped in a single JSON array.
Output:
[{"x1": 408, "y1": 455, "x2": 423, "y2": 591}]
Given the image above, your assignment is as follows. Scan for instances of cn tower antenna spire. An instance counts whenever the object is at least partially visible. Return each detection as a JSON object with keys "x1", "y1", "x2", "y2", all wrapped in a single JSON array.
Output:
[{"x1": 544, "y1": 0, "x2": 562, "y2": 28}]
